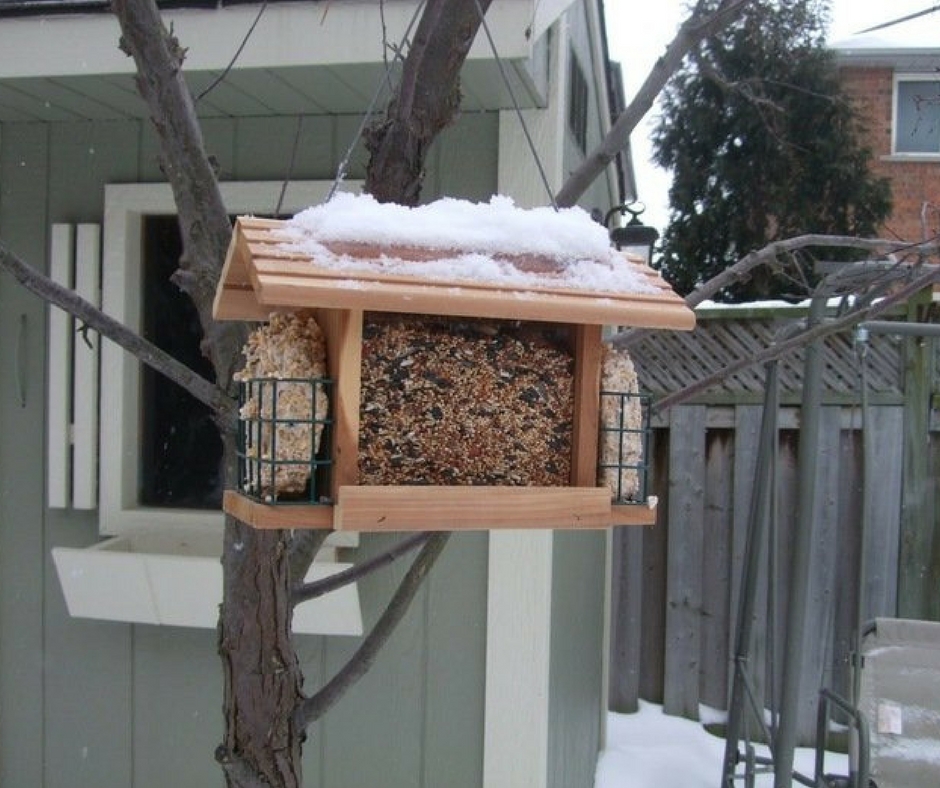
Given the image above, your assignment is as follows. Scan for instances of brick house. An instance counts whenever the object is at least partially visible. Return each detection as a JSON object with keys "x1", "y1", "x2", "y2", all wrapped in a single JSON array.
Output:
[{"x1": 834, "y1": 24, "x2": 940, "y2": 243}]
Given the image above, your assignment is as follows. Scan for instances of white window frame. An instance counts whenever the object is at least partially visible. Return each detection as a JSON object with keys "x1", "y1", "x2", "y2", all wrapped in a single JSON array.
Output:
[
  {"x1": 99, "y1": 180, "x2": 358, "y2": 537},
  {"x1": 892, "y1": 73, "x2": 940, "y2": 158}
]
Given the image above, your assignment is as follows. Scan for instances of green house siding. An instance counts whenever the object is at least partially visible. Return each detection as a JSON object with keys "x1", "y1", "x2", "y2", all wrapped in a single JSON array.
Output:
[
  {"x1": 0, "y1": 9, "x2": 617, "y2": 769},
  {"x1": 0, "y1": 113, "x2": 495, "y2": 788},
  {"x1": 548, "y1": 530, "x2": 607, "y2": 788}
]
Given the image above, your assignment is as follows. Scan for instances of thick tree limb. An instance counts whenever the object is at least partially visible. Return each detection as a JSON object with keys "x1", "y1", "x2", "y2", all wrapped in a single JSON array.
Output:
[
  {"x1": 292, "y1": 532, "x2": 431, "y2": 606},
  {"x1": 294, "y1": 532, "x2": 451, "y2": 729},
  {"x1": 555, "y1": 0, "x2": 754, "y2": 208},
  {"x1": 364, "y1": 0, "x2": 493, "y2": 204},
  {"x1": 218, "y1": 522, "x2": 304, "y2": 788},
  {"x1": 0, "y1": 241, "x2": 237, "y2": 427},
  {"x1": 111, "y1": 0, "x2": 245, "y2": 385}
]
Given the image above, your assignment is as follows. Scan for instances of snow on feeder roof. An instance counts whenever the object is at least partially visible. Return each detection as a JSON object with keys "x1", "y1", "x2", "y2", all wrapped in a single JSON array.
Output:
[{"x1": 212, "y1": 193, "x2": 695, "y2": 330}]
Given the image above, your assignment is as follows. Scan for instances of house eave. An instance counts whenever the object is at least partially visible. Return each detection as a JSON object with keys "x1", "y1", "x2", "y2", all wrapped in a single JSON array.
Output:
[{"x1": 0, "y1": 0, "x2": 568, "y2": 121}]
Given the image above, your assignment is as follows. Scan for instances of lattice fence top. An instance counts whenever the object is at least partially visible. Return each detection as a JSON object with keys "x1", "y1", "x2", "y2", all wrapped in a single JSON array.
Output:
[{"x1": 628, "y1": 307, "x2": 912, "y2": 400}]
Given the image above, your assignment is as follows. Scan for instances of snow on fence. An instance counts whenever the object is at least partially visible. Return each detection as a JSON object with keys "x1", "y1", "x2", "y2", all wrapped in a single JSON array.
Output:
[{"x1": 610, "y1": 304, "x2": 939, "y2": 744}]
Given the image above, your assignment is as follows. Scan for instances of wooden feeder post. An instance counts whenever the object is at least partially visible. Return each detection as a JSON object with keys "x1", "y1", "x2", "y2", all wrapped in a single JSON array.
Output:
[{"x1": 213, "y1": 203, "x2": 694, "y2": 532}]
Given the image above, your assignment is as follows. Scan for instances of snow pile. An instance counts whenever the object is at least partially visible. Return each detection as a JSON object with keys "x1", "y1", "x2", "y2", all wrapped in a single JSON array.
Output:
[
  {"x1": 279, "y1": 193, "x2": 660, "y2": 295},
  {"x1": 595, "y1": 702, "x2": 849, "y2": 788}
]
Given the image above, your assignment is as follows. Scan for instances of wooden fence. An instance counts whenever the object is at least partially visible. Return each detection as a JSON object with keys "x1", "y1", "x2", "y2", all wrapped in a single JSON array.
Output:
[{"x1": 609, "y1": 304, "x2": 939, "y2": 742}]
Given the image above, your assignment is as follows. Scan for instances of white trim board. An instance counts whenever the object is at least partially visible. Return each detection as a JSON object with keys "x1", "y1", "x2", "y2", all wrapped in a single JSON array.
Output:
[
  {"x1": 0, "y1": 2, "x2": 545, "y2": 79},
  {"x1": 99, "y1": 179, "x2": 360, "y2": 541}
]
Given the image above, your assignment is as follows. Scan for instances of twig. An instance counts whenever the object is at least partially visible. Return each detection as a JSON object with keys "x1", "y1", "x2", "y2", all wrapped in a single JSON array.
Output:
[
  {"x1": 612, "y1": 234, "x2": 937, "y2": 352},
  {"x1": 650, "y1": 263, "x2": 940, "y2": 412},
  {"x1": 196, "y1": 1, "x2": 269, "y2": 102},
  {"x1": 292, "y1": 532, "x2": 432, "y2": 606},
  {"x1": 294, "y1": 532, "x2": 450, "y2": 729},
  {"x1": 0, "y1": 240, "x2": 237, "y2": 429},
  {"x1": 287, "y1": 530, "x2": 332, "y2": 587}
]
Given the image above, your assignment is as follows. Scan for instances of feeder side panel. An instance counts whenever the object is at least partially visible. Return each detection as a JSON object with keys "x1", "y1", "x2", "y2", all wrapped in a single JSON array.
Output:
[
  {"x1": 316, "y1": 307, "x2": 363, "y2": 496},
  {"x1": 571, "y1": 324, "x2": 603, "y2": 486}
]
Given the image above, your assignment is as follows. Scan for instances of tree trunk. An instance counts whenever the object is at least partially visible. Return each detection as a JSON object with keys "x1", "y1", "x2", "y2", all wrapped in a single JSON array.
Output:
[
  {"x1": 110, "y1": 3, "x2": 304, "y2": 785},
  {"x1": 217, "y1": 516, "x2": 305, "y2": 788},
  {"x1": 364, "y1": 0, "x2": 492, "y2": 205}
]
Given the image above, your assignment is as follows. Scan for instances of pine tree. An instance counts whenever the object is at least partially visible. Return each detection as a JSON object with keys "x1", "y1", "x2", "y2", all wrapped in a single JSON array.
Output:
[{"x1": 652, "y1": 0, "x2": 891, "y2": 300}]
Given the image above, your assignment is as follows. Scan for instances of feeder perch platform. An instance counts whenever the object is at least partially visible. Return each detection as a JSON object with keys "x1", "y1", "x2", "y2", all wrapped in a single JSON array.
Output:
[{"x1": 213, "y1": 208, "x2": 694, "y2": 532}]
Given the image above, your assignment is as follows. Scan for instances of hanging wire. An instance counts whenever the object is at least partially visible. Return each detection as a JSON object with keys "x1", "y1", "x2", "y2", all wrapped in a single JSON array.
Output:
[
  {"x1": 196, "y1": 2, "x2": 269, "y2": 102},
  {"x1": 275, "y1": 115, "x2": 305, "y2": 217},
  {"x1": 472, "y1": 0, "x2": 558, "y2": 211},
  {"x1": 327, "y1": 1, "x2": 427, "y2": 202}
]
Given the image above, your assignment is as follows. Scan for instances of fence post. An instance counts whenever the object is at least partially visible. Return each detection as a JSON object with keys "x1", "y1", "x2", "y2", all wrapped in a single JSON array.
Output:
[{"x1": 898, "y1": 290, "x2": 939, "y2": 620}]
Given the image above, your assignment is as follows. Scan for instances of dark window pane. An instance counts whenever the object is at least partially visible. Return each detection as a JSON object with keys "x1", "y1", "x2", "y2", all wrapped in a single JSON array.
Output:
[
  {"x1": 568, "y1": 50, "x2": 589, "y2": 154},
  {"x1": 139, "y1": 215, "x2": 222, "y2": 508}
]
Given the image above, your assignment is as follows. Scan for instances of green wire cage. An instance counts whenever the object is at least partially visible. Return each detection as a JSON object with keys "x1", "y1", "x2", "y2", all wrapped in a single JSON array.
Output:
[
  {"x1": 598, "y1": 390, "x2": 652, "y2": 504},
  {"x1": 237, "y1": 377, "x2": 334, "y2": 505},
  {"x1": 236, "y1": 377, "x2": 651, "y2": 507}
]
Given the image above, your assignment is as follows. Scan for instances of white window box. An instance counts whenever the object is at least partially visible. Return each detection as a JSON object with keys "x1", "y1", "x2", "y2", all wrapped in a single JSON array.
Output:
[{"x1": 52, "y1": 524, "x2": 362, "y2": 634}]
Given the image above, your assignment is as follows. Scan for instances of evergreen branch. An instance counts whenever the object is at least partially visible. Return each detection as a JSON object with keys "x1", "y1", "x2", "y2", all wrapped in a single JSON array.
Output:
[
  {"x1": 292, "y1": 532, "x2": 431, "y2": 606},
  {"x1": 0, "y1": 240, "x2": 237, "y2": 429},
  {"x1": 294, "y1": 532, "x2": 450, "y2": 729}
]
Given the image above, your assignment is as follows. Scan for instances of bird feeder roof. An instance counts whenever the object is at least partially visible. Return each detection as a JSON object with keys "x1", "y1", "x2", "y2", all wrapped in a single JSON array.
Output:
[{"x1": 212, "y1": 194, "x2": 695, "y2": 330}]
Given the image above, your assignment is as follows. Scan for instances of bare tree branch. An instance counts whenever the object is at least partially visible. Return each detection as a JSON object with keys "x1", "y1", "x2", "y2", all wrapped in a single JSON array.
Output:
[
  {"x1": 294, "y1": 532, "x2": 450, "y2": 729},
  {"x1": 0, "y1": 241, "x2": 237, "y2": 427},
  {"x1": 677, "y1": 234, "x2": 929, "y2": 310},
  {"x1": 288, "y1": 531, "x2": 332, "y2": 587},
  {"x1": 111, "y1": 0, "x2": 246, "y2": 385},
  {"x1": 555, "y1": 0, "x2": 754, "y2": 208},
  {"x1": 292, "y1": 532, "x2": 432, "y2": 606},
  {"x1": 646, "y1": 254, "x2": 940, "y2": 413},
  {"x1": 611, "y1": 233, "x2": 938, "y2": 349}
]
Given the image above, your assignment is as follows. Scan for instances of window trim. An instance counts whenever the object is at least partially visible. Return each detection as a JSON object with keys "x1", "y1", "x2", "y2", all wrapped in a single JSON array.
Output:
[
  {"x1": 892, "y1": 73, "x2": 940, "y2": 157},
  {"x1": 99, "y1": 180, "x2": 358, "y2": 537}
]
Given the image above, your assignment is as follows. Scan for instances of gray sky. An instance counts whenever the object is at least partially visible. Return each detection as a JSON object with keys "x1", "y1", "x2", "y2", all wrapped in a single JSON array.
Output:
[{"x1": 604, "y1": 0, "x2": 936, "y2": 228}]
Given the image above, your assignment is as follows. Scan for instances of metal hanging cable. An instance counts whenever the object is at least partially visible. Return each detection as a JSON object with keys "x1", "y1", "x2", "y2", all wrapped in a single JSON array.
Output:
[
  {"x1": 274, "y1": 114, "x2": 305, "y2": 217},
  {"x1": 327, "y1": 1, "x2": 427, "y2": 202},
  {"x1": 472, "y1": 0, "x2": 558, "y2": 211},
  {"x1": 196, "y1": 1, "x2": 269, "y2": 102}
]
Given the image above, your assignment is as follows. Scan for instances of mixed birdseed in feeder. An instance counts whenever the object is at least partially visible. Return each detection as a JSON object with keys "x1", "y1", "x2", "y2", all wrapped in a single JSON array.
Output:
[{"x1": 358, "y1": 314, "x2": 574, "y2": 486}]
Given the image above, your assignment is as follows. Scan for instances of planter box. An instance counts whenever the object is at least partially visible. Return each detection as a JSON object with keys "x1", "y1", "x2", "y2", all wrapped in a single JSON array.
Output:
[{"x1": 52, "y1": 525, "x2": 362, "y2": 635}]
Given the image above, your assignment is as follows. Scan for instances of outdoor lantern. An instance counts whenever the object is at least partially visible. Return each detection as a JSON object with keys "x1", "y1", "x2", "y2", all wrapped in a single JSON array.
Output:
[{"x1": 606, "y1": 202, "x2": 659, "y2": 266}]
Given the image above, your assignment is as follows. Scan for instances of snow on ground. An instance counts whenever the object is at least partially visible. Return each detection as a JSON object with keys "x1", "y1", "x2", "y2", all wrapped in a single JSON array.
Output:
[{"x1": 595, "y1": 701, "x2": 849, "y2": 787}]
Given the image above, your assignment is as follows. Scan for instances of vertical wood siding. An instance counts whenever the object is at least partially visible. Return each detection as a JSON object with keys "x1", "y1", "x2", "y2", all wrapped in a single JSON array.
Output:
[
  {"x1": 610, "y1": 403, "x2": 913, "y2": 743},
  {"x1": 0, "y1": 112, "x2": 498, "y2": 788}
]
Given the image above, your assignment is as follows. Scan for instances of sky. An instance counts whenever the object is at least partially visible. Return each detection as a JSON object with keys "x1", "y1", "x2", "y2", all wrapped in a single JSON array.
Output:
[{"x1": 603, "y1": 0, "x2": 937, "y2": 231}]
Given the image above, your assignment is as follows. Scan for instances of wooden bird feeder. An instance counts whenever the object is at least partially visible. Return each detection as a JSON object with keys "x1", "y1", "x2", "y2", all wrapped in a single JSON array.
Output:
[{"x1": 212, "y1": 197, "x2": 694, "y2": 532}]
